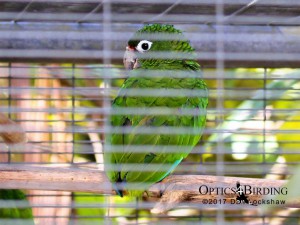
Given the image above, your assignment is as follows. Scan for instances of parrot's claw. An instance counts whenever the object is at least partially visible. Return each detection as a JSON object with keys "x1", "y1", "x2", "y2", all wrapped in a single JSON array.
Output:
[{"x1": 113, "y1": 183, "x2": 124, "y2": 197}]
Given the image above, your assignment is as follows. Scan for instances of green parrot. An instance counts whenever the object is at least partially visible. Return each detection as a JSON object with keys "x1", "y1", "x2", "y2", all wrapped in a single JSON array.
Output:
[
  {"x1": 0, "y1": 189, "x2": 34, "y2": 224},
  {"x1": 104, "y1": 24, "x2": 208, "y2": 197}
]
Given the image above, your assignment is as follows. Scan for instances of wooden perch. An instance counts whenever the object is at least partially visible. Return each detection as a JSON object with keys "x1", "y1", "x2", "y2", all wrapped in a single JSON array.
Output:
[{"x1": 0, "y1": 164, "x2": 298, "y2": 213}]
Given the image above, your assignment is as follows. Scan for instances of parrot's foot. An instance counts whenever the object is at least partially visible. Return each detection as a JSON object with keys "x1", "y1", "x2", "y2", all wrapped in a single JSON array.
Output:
[{"x1": 112, "y1": 183, "x2": 124, "y2": 197}]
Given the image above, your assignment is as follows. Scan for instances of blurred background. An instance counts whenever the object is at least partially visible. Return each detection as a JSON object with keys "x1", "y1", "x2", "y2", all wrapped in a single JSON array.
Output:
[{"x1": 0, "y1": 0, "x2": 300, "y2": 224}]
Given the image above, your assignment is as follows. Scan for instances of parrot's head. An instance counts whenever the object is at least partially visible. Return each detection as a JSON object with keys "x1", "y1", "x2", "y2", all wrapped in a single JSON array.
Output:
[{"x1": 123, "y1": 24, "x2": 196, "y2": 70}]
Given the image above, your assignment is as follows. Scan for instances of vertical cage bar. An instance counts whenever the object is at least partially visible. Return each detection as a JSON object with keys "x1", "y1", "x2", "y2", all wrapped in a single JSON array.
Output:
[
  {"x1": 71, "y1": 63, "x2": 76, "y2": 164},
  {"x1": 7, "y1": 62, "x2": 12, "y2": 163},
  {"x1": 215, "y1": 0, "x2": 225, "y2": 223},
  {"x1": 70, "y1": 61, "x2": 77, "y2": 222},
  {"x1": 263, "y1": 68, "x2": 267, "y2": 175},
  {"x1": 102, "y1": 0, "x2": 113, "y2": 224}
]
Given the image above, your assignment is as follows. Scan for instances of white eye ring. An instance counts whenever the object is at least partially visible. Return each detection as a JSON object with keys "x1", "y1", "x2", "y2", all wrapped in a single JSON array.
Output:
[{"x1": 136, "y1": 40, "x2": 153, "y2": 53}]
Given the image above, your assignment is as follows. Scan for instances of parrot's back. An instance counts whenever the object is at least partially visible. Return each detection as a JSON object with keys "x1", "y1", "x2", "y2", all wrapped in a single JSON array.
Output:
[{"x1": 104, "y1": 24, "x2": 208, "y2": 197}]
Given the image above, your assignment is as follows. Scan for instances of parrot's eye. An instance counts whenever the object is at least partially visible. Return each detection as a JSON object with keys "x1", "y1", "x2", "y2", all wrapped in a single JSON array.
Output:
[{"x1": 136, "y1": 40, "x2": 152, "y2": 53}]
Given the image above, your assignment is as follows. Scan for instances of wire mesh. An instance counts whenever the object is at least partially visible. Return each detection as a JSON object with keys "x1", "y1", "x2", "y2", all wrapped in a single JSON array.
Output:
[{"x1": 0, "y1": 0, "x2": 300, "y2": 225}]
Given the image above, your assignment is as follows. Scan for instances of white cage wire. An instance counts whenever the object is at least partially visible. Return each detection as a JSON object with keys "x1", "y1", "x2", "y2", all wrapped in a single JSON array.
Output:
[{"x1": 0, "y1": 0, "x2": 300, "y2": 225}]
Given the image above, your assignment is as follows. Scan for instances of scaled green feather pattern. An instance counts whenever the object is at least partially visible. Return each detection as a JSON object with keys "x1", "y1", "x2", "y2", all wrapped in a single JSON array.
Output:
[
  {"x1": 104, "y1": 24, "x2": 208, "y2": 197},
  {"x1": 0, "y1": 189, "x2": 34, "y2": 224}
]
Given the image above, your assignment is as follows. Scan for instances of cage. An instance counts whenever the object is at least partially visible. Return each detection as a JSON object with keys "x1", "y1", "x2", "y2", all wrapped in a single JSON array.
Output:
[{"x1": 0, "y1": 0, "x2": 300, "y2": 224}]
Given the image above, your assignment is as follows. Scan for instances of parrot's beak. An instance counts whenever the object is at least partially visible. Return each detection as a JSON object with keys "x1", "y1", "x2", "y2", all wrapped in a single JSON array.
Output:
[{"x1": 123, "y1": 46, "x2": 140, "y2": 70}]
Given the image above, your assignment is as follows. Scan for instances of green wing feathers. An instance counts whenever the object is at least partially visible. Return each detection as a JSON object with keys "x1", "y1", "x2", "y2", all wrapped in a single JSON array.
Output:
[
  {"x1": 104, "y1": 24, "x2": 208, "y2": 197},
  {"x1": 105, "y1": 74, "x2": 208, "y2": 197},
  {"x1": 0, "y1": 189, "x2": 34, "y2": 223}
]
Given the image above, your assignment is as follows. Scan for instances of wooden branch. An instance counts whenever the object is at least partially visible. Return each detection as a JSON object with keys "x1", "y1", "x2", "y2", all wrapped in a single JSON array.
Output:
[
  {"x1": 0, "y1": 165, "x2": 114, "y2": 194},
  {"x1": 149, "y1": 175, "x2": 298, "y2": 214},
  {"x1": 0, "y1": 164, "x2": 298, "y2": 213}
]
